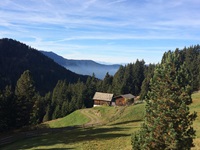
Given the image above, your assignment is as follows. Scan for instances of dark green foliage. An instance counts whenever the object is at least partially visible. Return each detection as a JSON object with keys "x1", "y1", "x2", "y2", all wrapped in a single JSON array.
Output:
[
  {"x1": 0, "y1": 86, "x2": 16, "y2": 131},
  {"x1": 132, "y1": 52, "x2": 197, "y2": 150},
  {"x1": 162, "y1": 46, "x2": 200, "y2": 91},
  {"x1": 0, "y1": 38, "x2": 88, "y2": 94},
  {"x1": 132, "y1": 60, "x2": 145, "y2": 95},
  {"x1": 183, "y1": 45, "x2": 200, "y2": 91},
  {"x1": 49, "y1": 79, "x2": 88, "y2": 120},
  {"x1": 61, "y1": 101, "x2": 70, "y2": 117},
  {"x1": 15, "y1": 70, "x2": 36, "y2": 127},
  {"x1": 112, "y1": 66, "x2": 125, "y2": 95},
  {"x1": 100, "y1": 72, "x2": 113, "y2": 93},
  {"x1": 111, "y1": 60, "x2": 145, "y2": 96},
  {"x1": 84, "y1": 74, "x2": 97, "y2": 108},
  {"x1": 72, "y1": 81, "x2": 86, "y2": 109},
  {"x1": 51, "y1": 80, "x2": 69, "y2": 120},
  {"x1": 42, "y1": 105, "x2": 52, "y2": 122},
  {"x1": 121, "y1": 64, "x2": 133, "y2": 94},
  {"x1": 52, "y1": 105, "x2": 61, "y2": 120},
  {"x1": 139, "y1": 64, "x2": 155, "y2": 100},
  {"x1": 42, "y1": 92, "x2": 53, "y2": 122},
  {"x1": 140, "y1": 45, "x2": 200, "y2": 100},
  {"x1": 29, "y1": 94, "x2": 46, "y2": 125}
]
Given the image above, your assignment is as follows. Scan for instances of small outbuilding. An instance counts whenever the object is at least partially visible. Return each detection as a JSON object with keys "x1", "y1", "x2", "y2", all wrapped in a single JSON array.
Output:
[
  {"x1": 93, "y1": 92, "x2": 114, "y2": 107},
  {"x1": 114, "y1": 94, "x2": 135, "y2": 106}
]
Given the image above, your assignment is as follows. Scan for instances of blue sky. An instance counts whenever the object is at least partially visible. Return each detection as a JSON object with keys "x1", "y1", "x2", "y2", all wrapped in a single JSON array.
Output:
[{"x1": 0, "y1": 0, "x2": 200, "y2": 64}]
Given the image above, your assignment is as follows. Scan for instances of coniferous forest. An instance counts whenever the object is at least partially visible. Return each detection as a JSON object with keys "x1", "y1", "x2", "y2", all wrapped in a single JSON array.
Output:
[
  {"x1": 0, "y1": 38, "x2": 200, "y2": 134},
  {"x1": 132, "y1": 51, "x2": 198, "y2": 149}
]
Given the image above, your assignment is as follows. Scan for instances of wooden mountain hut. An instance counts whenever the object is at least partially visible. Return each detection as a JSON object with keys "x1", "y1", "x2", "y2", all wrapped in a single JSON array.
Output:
[
  {"x1": 93, "y1": 92, "x2": 114, "y2": 107},
  {"x1": 114, "y1": 94, "x2": 135, "y2": 106}
]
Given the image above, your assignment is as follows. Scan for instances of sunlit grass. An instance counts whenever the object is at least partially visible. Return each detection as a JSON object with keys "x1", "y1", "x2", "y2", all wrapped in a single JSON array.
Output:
[
  {"x1": 44, "y1": 110, "x2": 90, "y2": 128},
  {"x1": 1, "y1": 92, "x2": 200, "y2": 150}
]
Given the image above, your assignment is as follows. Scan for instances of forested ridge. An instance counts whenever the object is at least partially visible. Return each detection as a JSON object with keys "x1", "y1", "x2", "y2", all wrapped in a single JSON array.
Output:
[
  {"x1": 0, "y1": 38, "x2": 88, "y2": 94},
  {"x1": 0, "y1": 38, "x2": 200, "y2": 133}
]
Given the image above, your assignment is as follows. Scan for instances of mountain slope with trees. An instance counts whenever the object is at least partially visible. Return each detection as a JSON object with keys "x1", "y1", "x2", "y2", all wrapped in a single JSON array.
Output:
[{"x1": 0, "y1": 38, "x2": 88, "y2": 94}]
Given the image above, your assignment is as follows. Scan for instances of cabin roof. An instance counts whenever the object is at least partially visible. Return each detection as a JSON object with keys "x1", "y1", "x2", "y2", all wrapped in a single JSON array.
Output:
[
  {"x1": 93, "y1": 92, "x2": 114, "y2": 102},
  {"x1": 115, "y1": 94, "x2": 135, "y2": 99}
]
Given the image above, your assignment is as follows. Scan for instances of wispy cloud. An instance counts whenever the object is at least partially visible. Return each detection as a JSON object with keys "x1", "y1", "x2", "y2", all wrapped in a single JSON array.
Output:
[
  {"x1": 0, "y1": 0, "x2": 200, "y2": 63},
  {"x1": 107, "y1": 0, "x2": 127, "y2": 5}
]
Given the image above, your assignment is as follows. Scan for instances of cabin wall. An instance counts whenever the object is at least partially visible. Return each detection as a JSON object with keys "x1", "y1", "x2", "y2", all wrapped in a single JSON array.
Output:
[
  {"x1": 94, "y1": 99, "x2": 111, "y2": 106},
  {"x1": 115, "y1": 97, "x2": 126, "y2": 106}
]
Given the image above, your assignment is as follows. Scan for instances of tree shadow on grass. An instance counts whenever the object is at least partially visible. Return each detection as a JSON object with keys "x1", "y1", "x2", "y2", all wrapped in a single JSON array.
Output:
[
  {"x1": 1, "y1": 126, "x2": 130, "y2": 150},
  {"x1": 40, "y1": 148, "x2": 74, "y2": 150}
]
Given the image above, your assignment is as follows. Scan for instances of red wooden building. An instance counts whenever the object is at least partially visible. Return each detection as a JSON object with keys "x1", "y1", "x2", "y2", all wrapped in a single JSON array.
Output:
[{"x1": 114, "y1": 94, "x2": 135, "y2": 106}]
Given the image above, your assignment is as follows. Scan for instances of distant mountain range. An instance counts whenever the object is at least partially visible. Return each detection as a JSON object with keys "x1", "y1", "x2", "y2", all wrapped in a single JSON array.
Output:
[
  {"x1": 41, "y1": 51, "x2": 121, "y2": 79},
  {"x1": 0, "y1": 38, "x2": 88, "y2": 94}
]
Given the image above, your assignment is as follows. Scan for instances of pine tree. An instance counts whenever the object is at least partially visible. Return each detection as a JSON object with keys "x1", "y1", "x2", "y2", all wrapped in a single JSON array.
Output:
[
  {"x1": 15, "y1": 70, "x2": 36, "y2": 127},
  {"x1": 52, "y1": 105, "x2": 61, "y2": 119},
  {"x1": 132, "y1": 52, "x2": 197, "y2": 149},
  {"x1": 29, "y1": 94, "x2": 45, "y2": 125},
  {"x1": 121, "y1": 64, "x2": 133, "y2": 94},
  {"x1": 84, "y1": 75, "x2": 96, "y2": 108},
  {"x1": 61, "y1": 101, "x2": 70, "y2": 117},
  {"x1": 51, "y1": 80, "x2": 69, "y2": 119},
  {"x1": 101, "y1": 72, "x2": 113, "y2": 93},
  {"x1": 140, "y1": 64, "x2": 155, "y2": 100},
  {"x1": 43, "y1": 105, "x2": 51, "y2": 122},
  {"x1": 184, "y1": 46, "x2": 200, "y2": 91},
  {"x1": 112, "y1": 65, "x2": 125, "y2": 95},
  {"x1": 132, "y1": 59, "x2": 145, "y2": 95},
  {"x1": 42, "y1": 92, "x2": 52, "y2": 122}
]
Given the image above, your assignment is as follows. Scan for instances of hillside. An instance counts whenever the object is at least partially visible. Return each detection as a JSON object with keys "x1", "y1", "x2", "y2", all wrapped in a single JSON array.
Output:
[
  {"x1": 41, "y1": 51, "x2": 121, "y2": 79},
  {"x1": 1, "y1": 92, "x2": 199, "y2": 149},
  {"x1": 0, "y1": 38, "x2": 88, "y2": 94}
]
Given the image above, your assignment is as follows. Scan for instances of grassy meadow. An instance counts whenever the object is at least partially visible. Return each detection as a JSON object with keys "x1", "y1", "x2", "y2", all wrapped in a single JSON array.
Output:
[
  {"x1": 191, "y1": 92, "x2": 200, "y2": 150},
  {"x1": 45, "y1": 110, "x2": 90, "y2": 128},
  {"x1": 1, "y1": 92, "x2": 200, "y2": 150}
]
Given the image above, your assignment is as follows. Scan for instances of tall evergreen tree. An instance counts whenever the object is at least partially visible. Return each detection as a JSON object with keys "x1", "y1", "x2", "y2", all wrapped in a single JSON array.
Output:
[
  {"x1": 184, "y1": 46, "x2": 200, "y2": 91},
  {"x1": 51, "y1": 80, "x2": 69, "y2": 119},
  {"x1": 132, "y1": 52, "x2": 197, "y2": 149},
  {"x1": 42, "y1": 92, "x2": 53, "y2": 122},
  {"x1": 101, "y1": 72, "x2": 113, "y2": 93},
  {"x1": 29, "y1": 94, "x2": 45, "y2": 125},
  {"x1": 121, "y1": 64, "x2": 133, "y2": 94},
  {"x1": 84, "y1": 75, "x2": 97, "y2": 108},
  {"x1": 72, "y1": 80, "x2": 86, "y2": 110},
  {"x1": 15, "y1": 70, "x2": 36, "y2": 127},
  {"x1": 140, "y1": 64, "x2": 155, "y2": 100},
  {"x1": 112, "y1": 66, "x2": 125, "y2": 95},
  {"x1": 132, "y1": 59, "x2": 145, "y2": 95},
  {"x1": 61, "y1": 101, "x2": 70, "y2": 117}
]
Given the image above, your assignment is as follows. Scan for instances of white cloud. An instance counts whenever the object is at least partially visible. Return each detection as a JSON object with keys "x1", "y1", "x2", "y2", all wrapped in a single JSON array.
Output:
[{"x1": 0, "y1": 0, "x2": 200, "y2": 63}]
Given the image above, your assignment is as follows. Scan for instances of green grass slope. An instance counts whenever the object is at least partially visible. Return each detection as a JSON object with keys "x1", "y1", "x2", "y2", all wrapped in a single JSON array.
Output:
[
  {"x1": 44, "y1": 110, "x2": 90, "y2": 128},
  {"x1": 1, "y1": 92, "x2": 200, "y2": 150},
  {"x1": 191, "y1": 92, "x2": 200, "y2": 150}
]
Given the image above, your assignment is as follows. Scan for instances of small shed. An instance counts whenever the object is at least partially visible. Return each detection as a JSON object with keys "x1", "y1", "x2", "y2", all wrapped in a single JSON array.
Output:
[
  {"x1": 93, "y1": 92, "x2": 114, "y2": 107},
  {"x1": 114, "y1": 94, "x2": 135, "y2": 106}
]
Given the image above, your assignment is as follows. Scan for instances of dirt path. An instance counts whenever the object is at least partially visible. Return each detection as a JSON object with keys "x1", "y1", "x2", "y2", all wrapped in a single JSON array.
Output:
[{"x1": 80, "y1": 109, "x2": 103, "y2": 126}]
